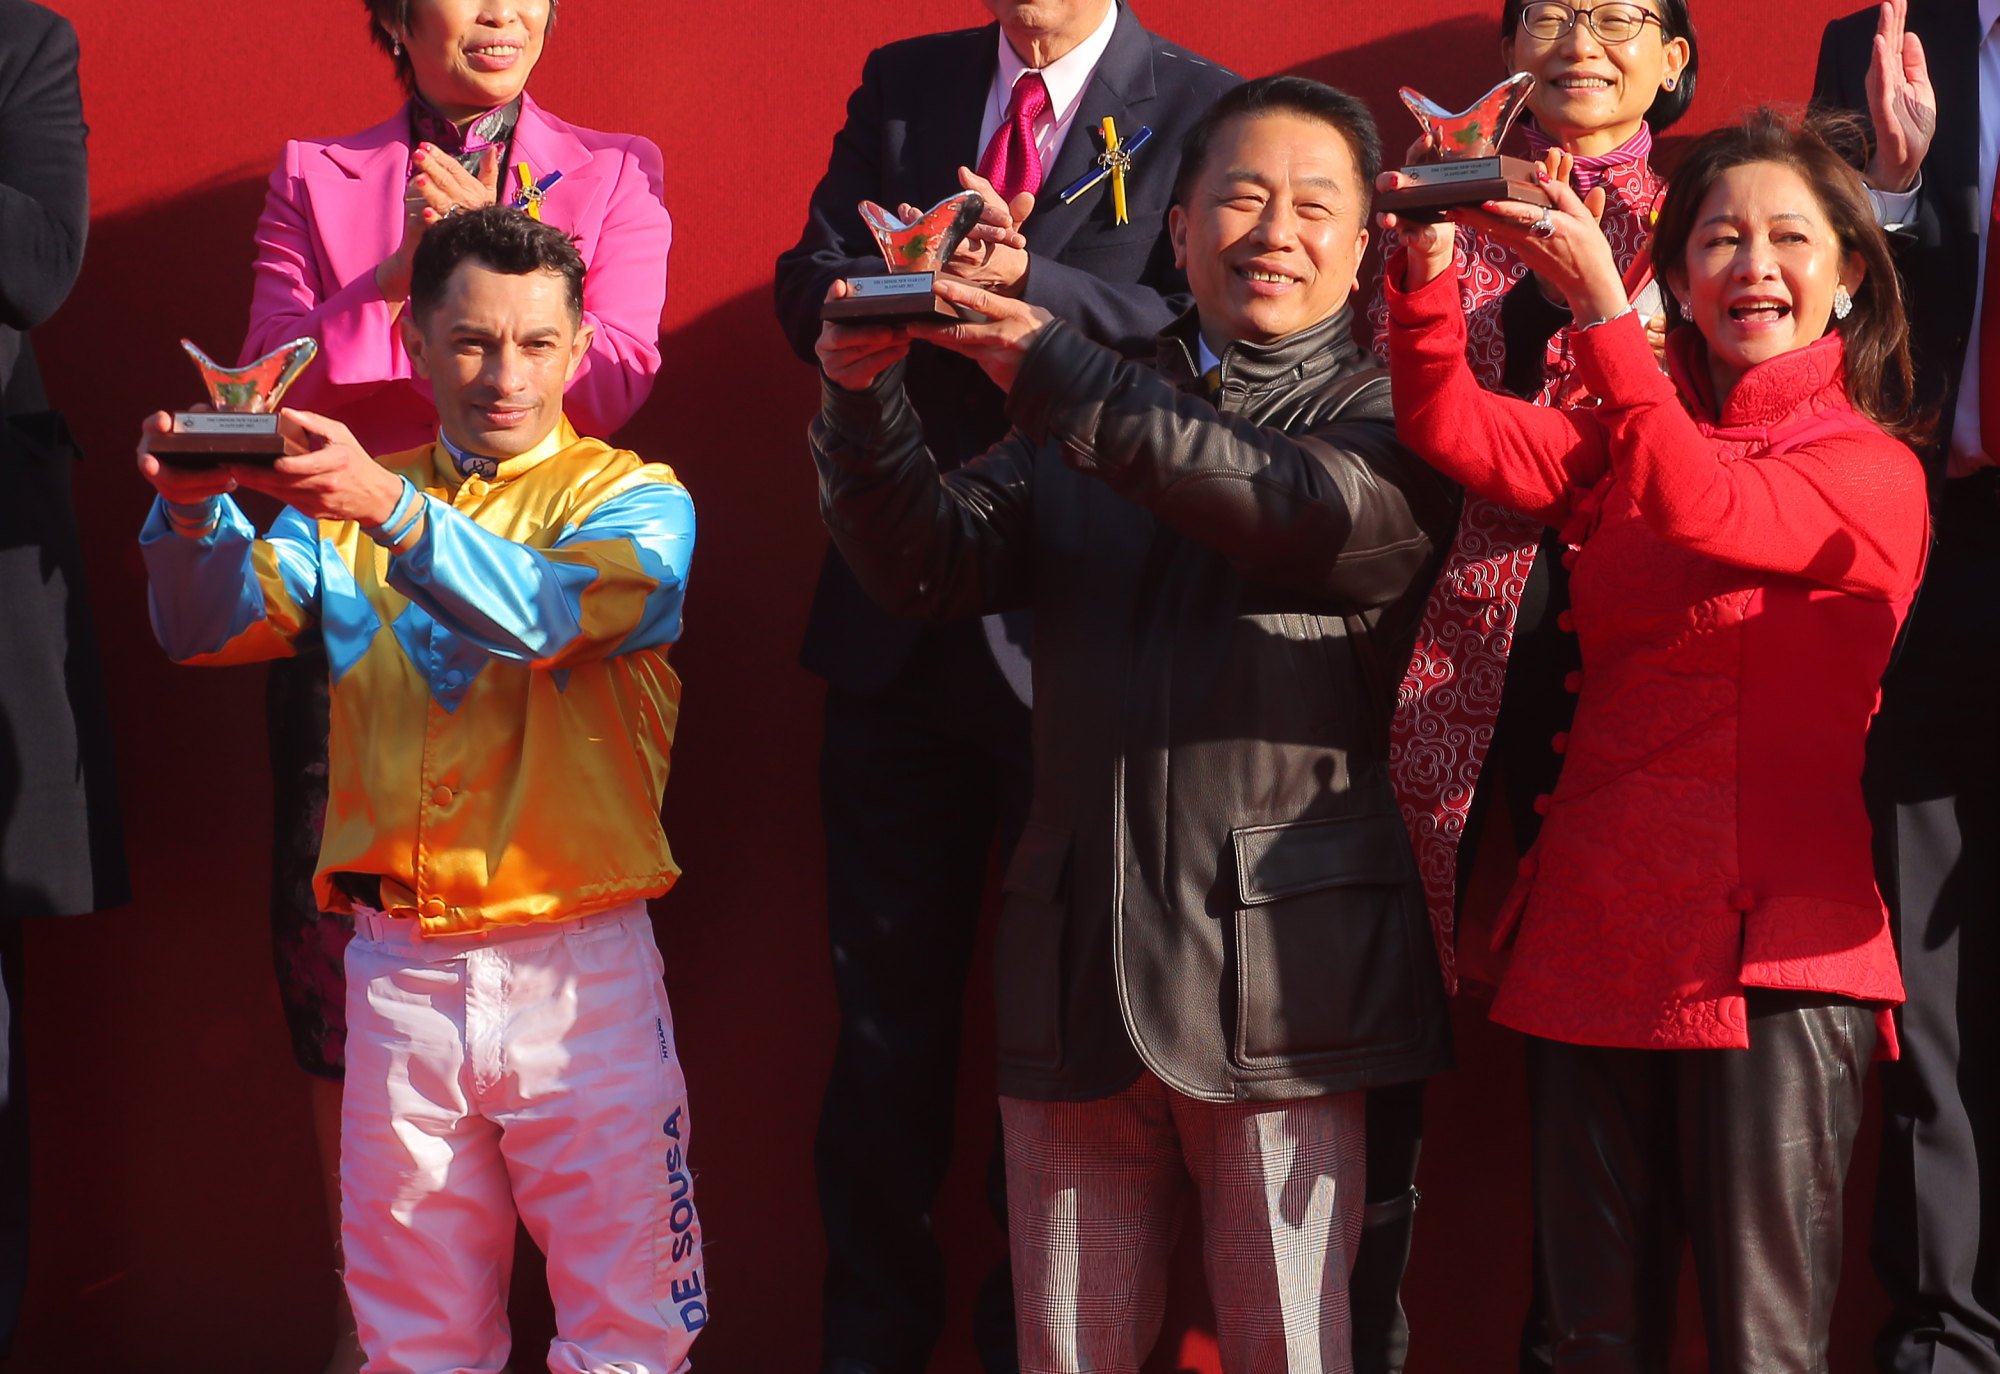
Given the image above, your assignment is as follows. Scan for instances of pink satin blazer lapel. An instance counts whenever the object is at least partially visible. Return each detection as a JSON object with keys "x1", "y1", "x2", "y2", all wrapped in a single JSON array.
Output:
[
  {"x1": 297, "y1": 96, "x2": 615, "y2": 290},
  {"x1": 301, "y1": 109, "x2": 409, "y2": 295}
]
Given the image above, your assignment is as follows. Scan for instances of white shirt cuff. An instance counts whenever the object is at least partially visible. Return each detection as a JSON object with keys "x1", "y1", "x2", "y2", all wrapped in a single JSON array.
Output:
[{"x1": 1867, "y1": 177, "x2": 1922, "y2": 230}]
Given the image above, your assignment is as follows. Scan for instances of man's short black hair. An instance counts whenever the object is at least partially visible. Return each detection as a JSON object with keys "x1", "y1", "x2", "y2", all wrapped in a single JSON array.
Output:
[
  {"x1": 1173, "y1": 76, "x2": 1384, "y2": 214},
  {"x1": 409, "y1": 206, "x2": 586, "y2": 324}
]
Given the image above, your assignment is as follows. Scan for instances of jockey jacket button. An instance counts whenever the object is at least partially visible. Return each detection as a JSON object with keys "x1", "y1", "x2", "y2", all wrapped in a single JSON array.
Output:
[
  {"x1": 1518, "y1": 855, "x2": 1539, "y2": 878},
  {"x1": 1557, "y1": 610, "x2": 1576, "y2": 632},
  {"x1": 431, "y1": 785, "x2": 453, "y2": 807},
  {"x1": 1551, "y1": 731, "x2": 1570, "y2": 754},
  {"x1": 1729, "y1": 886, "x2": 1757, "y2": 912},
  {"x1": 1560, "y1": 548, "x2": 1580, "y2": 571},
  {"x1": 1533, "y1": 794, "x2": 1553, "y2": 816},
  {"x1": 1563, "y1": 671, "x2": 1583, "y2": 693},
  {"x1": 422, "y1": 898, "x2": 447, "y2": 918},
  {"x1": 462, "y1": 478, "x2": 487, "y2": 499}
]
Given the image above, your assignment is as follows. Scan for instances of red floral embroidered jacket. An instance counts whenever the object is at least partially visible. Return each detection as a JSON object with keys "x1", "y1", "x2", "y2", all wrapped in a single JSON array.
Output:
[{"x1": 1369, "y1": 155, "x2": 1665, "y2": 992}]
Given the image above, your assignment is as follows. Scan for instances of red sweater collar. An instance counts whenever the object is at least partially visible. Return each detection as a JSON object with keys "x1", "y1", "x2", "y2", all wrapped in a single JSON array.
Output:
[{"x1": 1666, "y1": 327, "x2": 1851, "y2": 434}]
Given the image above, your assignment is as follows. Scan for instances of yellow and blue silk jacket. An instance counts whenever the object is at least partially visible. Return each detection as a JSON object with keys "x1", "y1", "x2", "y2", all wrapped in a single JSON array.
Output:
[{"x1": 141, "y1": 421, "x2": 694, "y2": 936}]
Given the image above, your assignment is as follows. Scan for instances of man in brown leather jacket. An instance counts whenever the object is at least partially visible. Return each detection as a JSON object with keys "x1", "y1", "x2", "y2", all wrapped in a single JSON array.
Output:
[{"x1": 809, "y1": 75, "x2": 1456, "y2": 1372}]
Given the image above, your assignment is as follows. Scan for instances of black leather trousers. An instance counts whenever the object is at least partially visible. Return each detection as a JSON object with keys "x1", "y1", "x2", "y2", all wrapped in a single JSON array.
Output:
[
  {"x1": 1351, "y1": 1080, "x2": 1425, "y2": 1374},
  {"x1": 1527, "y1": 991, "x2": 1875, "y2": 1372}
]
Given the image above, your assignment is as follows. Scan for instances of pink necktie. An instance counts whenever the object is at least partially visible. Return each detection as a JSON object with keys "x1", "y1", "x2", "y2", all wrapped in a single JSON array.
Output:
[{"x1": 979, "y1": 72, "x2": 1051, "y2": 203}]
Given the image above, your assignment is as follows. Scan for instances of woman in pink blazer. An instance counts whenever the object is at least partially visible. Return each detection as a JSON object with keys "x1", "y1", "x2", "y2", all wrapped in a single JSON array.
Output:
[
  {"x1": 244, "y1": 9, "x2": 670, "y2": 454},
  {"x1": 240, "y1": 5, "x2": 670, "y2": 1370}
]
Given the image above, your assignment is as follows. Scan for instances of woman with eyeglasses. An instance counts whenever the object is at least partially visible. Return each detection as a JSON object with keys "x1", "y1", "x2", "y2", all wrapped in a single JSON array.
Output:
[
  {"x1": 1382, "y1": 105, "x2": 1928, "y2": 1371},
  {"x1": 1355, "y1": 5, "x2": 1695, "y2": 1371}
]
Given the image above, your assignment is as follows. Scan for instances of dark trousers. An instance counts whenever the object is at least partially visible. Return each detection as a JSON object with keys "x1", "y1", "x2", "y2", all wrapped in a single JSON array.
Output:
[
  {"x1": 1528, "y1": 993, "x2": 1875, "y2": 1373},
  {"x1": 1451, "y1": 539, "x2": 1578, "y2": 1374},
  {"x1": 1870, "y1": 472, "x2": 2000, "y2": 1374},
  {"x1": 1352, "y1": 1080, "x2": 1425, "y2": 1374},
  {"x1": 0, "y1": 919, "x2": 24, "y2": 1353},
  {"x1": 816, "y1": 620, "x2": 1032, "y2": 1374}
]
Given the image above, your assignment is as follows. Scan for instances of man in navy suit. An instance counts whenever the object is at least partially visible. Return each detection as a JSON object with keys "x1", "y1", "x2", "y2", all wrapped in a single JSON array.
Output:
[
  {"x1": 774, "y1": 7, "x2": 1234, "y2": 1371},
  {"x1": 1815, "y1": 2, "x2": 2000, "y2": 1369}
]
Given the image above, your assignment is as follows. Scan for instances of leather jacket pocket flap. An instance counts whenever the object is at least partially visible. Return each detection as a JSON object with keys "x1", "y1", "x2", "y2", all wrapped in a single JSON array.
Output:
[{"x1": 1234, "y1": 813, "x2": 1411, "y2": 907}]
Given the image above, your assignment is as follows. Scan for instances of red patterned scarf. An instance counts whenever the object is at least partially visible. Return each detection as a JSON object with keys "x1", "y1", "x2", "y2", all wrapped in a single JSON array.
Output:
[{"x1": 1369, "y1": 125, "x2": 1664, "y2": 993}]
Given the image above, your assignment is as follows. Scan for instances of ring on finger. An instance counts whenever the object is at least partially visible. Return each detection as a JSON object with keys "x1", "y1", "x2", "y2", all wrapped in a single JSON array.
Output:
[{"x1": 1529, "y1": 209, "x2": 1556, "y2": 239}]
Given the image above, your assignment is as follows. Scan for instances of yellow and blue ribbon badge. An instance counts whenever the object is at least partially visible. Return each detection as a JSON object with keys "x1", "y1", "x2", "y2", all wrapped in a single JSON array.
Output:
[
  {"x1": 510, "y1": 160, "x2": 566, "y2": 220},
  {"x1": 1059, "y1": 118, "x2": 1153, "y2": 226}
]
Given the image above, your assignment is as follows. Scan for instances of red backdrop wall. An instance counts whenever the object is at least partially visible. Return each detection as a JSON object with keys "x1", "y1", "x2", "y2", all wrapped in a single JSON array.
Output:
[{"x1": 13, "y1": 2, "x2": 1882, "y2": 1371}]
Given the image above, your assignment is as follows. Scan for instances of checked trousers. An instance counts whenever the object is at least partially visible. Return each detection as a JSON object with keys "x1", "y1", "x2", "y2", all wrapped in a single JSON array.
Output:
[{"x1": 1000, "y1": 1073, "x2": 1366, "y2": 1374}]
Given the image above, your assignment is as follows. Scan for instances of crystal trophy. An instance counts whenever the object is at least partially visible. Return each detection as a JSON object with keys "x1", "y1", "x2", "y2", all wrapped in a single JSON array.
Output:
[
  {"x1": 150, "y1": 337, "x2": 319, "y2": 468},
  {"x1": 1374, "y1": 73, "x2": 1553, "y2": 222},
  {"x1": 821, "y1": 192, "x2": 986, "y2": 323}
]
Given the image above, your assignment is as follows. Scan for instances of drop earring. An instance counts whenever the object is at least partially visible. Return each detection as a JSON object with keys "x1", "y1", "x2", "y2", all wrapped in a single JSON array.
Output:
[
  {"x1": 1677, "y1": 297, "x2": 1693, "y2": 321},
  {"x1": 1832, "y1": 285, "x2": 1854, "y2": 320}
]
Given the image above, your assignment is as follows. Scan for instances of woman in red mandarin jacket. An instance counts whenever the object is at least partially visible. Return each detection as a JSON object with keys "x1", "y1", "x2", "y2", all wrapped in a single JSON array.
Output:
[{"x1": 1381, "y1": 109, "x2": 1929, "y2": 1367}]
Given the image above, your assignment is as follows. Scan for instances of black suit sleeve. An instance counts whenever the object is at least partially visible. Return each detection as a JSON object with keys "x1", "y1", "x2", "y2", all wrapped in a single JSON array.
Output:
[
  {"x1": 1811, "y1": 8, "x2": 1939, "y2": 256},
  {"x1": 1811, "y1": 11, "x2": 1899, "y2": 199},
  {"x1": 1814, "y1": 3, "x2": 1960, "y2": 485},
  {"x1": 0, "y1": 9, "x2": 86, "y2": 332},
  {"x1": 774, "y1": 48, "x2": 895, "y2": 365},
  {"x1": 1812, "y1": 16, "x2": 1860, "y2": 112}
]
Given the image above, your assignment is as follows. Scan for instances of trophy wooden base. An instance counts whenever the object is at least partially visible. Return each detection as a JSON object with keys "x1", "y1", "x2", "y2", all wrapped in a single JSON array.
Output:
[
  {"x1": 1376, "y1": 154, "x2": 1552, "y2": 223},
  {"x1": 821, "y1": 272, "x2": 963, "y2": 323},
  {"x1": 151, "y1": 412, "x2": 286, "y2": 468}
]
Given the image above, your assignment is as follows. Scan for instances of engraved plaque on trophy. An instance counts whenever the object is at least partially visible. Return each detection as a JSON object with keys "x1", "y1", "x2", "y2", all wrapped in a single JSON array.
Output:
[
  {"x1": 150, "y1": 337, "x2": 319, "y2": 468},
  {"x1": 1374, "y1": 73, "x2": 1553, "y2": 222},
  {"x1": 821, "y1": 192, "x2": 986, "y2": 323}
]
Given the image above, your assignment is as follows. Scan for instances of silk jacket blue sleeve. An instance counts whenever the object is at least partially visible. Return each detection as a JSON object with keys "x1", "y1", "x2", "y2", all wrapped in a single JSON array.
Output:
[
  {"x1": 383, "y1": 476, "x2": 694, "y2": 669},
  {"x1": 141, "y1": 454, "x2": 694, "y2": 673},
  {"x1": 140, "y1": 497, "x2": 322, "y2": 664}
]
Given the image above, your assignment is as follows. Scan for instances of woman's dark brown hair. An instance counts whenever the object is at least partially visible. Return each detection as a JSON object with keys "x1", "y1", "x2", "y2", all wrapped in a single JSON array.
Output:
[
  {"x1": 363, "y1": 0, "x2": 557, "y2": 93},
  {"x1": 1651, "y1": 105, "x2": 1930, "y2": 444}
]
